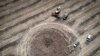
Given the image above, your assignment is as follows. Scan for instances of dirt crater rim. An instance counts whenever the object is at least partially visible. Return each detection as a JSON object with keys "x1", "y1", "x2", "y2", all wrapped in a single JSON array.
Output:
[{"x1": 17, "y1": 23, "x2": 81, "y2": 56}]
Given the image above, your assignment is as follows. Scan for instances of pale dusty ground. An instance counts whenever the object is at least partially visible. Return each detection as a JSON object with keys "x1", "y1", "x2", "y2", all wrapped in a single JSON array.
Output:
[{"x1": 0, "y1": 0, "x2": 100, "y2": 56}]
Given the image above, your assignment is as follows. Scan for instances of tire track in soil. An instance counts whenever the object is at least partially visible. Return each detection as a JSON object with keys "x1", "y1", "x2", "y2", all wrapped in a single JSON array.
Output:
[{"x1": 0, "y1": 0, "x2": 51, "y2": 25}]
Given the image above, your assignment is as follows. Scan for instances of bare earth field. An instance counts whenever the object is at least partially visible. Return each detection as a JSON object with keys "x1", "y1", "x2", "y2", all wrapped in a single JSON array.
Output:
[{"x1": 0, "y1": 0, "x2": 100, "y2": 56}]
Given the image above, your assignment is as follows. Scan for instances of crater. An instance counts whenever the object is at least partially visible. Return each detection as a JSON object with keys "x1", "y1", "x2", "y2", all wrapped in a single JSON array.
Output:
[
  {"x1": 17, "y1": 23, "x2": 81, "y2": 56},
  {"x1": 30, "y1": 28, "x2": 80, "y2": 56}
]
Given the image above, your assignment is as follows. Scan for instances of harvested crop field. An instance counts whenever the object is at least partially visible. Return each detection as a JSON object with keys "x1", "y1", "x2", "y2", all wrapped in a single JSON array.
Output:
[{"x1": 0, "y1": 0, "x2": 100, "y2": 56}]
